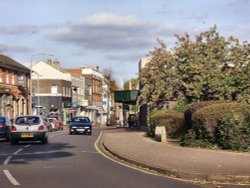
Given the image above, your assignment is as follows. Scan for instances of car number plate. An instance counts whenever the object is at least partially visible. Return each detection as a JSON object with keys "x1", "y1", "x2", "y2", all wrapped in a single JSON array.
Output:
[
  {"x1": 77, "y1": 129, "x2": 85, "y2": 131},
  {"x1": 21, "y1": 134, "x2": 34, "y2": 138}
]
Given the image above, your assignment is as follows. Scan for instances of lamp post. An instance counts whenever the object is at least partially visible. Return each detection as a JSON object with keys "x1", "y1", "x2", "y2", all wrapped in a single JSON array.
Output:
[{"x1": 30, "y1": 53, "x2": 53, "y2": 114}]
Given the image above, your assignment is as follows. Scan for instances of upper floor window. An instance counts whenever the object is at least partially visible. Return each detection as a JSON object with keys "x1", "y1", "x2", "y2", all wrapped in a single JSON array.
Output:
[
  {"x1": 5, "y1": 70, "x2": 9, "y2": 84},
  {"x1": 62, "y1": 86, "x2": 65, "y2": 96},
  {"x1": 11, "y1": 72, "x2": 15, "y2": 85},
  {"x1": 51, "y1": 85, "x2": 58, "y2": 94},
  {"x1": 0, "y1": 69, "x2": 2, "y2": 83},
  {"x1": 17, "y1": 73, "x2": 26, "y2": 87}
]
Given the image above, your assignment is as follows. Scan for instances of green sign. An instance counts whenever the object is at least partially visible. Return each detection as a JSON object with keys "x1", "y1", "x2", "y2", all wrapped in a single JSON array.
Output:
[{"x1": 114, "y1": 90, "x2": 139, "y2": 104}]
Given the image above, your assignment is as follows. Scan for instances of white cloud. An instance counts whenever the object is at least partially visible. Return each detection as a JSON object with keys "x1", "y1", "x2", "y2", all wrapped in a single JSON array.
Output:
[{"x1": 48, "y1": 13, "x2": 157, "y2": 51}]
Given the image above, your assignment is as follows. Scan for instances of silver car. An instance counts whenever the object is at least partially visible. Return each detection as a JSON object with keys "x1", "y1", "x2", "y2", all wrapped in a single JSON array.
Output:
[{"x1": 10, "y1": 115, "x2": 48, "y2": 145}]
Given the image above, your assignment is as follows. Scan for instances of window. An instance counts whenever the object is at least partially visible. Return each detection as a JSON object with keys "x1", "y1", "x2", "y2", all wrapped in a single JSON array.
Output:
[
  {"x1": 51, "y1": 85, "x2": 58, "y2": 94},
  {"x1": 11, "y1": 72, "x2": 15, "y2": 85},
  {"x1": 5, "y1": 70, "x2": 9, "y2": 84},
  {"x1": 17, "y1": 73, "x2": 26, "y2": 87},
  {"x1": 0, "y1": 69, "x2": 2, "y2": 83},
  {"x1": 63, "y1": 86, "x2": 65, "y2": 96}
]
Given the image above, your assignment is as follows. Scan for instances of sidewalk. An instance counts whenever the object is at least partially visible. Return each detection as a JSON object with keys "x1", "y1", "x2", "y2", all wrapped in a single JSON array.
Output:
[{"x1": 100, "y1": 128, "x2": 250, "y2": 184}]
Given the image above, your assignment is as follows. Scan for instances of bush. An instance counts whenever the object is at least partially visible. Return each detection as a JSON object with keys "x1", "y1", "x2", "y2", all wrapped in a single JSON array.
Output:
[
  {"x1": 174, "y1": 99, "x2": 189, "y2": 112},
  {"x1": 215, "y1": 114, "x2": 250, "y2": 151},
  {"x1": 181, "y1": 102, "x2": 250, "y2": 151},
  {"x1": 149, "y1": 110, "x2": 185, "y2": 139},
  {"x1": 192, "y1": 102, "x2": 250, "y2": 140},
  {"x1": 184, "y1": 100, "x2": 225, "y2": 130}
]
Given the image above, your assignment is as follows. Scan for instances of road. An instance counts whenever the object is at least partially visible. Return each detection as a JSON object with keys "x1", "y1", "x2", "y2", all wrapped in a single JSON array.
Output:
[{"x1": 0, "y1": 127, "x2": 240, "y2": 188}]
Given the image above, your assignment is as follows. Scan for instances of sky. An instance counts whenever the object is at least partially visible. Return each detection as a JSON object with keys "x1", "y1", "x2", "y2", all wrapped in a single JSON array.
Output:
[{"x1": 0, "y1": 0, "x2": 250, "y2": 85}]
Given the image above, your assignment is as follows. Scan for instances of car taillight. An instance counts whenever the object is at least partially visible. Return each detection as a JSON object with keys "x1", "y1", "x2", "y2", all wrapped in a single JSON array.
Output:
[
  {"x1": 11, "y1": 126, "x2": 17, "y2": 131},
  {"x1": 38, "y1": 125, "x2": 44, "y2": 131},
  {"x1": 0, "y1": 124, "x2": 4, "y2": 128}
]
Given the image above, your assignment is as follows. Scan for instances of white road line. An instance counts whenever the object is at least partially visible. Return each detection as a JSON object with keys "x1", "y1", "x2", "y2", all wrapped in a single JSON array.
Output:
[
  {"x1": 81, "y1": 151, "x2": 98, "y2": 154},
  {"x1": 13, "y1": 149, "x2": 23, "y2": 155},
  {"x1": 24, "y1": 145, "x2": 31, "y2": 148},
  {"x1": 3, "y1": 156, "x2": 13, "y2": 165},
  {"x1": 3, "y1": 170, "x2": 20, "y2": 185}
]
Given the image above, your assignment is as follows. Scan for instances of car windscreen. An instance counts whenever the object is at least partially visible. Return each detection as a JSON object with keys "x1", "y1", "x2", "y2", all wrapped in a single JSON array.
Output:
[
  {"x1": 15, "y1": 116, "x2": 41, "y2": 125},
  {"x1": 72, "y1": 117, "x2": 90, "y2": 123}
]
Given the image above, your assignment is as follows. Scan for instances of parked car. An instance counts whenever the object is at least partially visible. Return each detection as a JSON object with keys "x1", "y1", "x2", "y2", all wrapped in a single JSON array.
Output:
[
  {"x1": 69, "y1": 116, "x2": 92, "y2": 135},
  {"x1": 0, "y1": 116, "x2": 11, "y2": 141},
  {"x1": 47, "y1": 115, "x2": 63, "y2": 130},
  {"x1": 47, "y1": 118, "x2": 58, "y2": 132},
  {"x1": 10, "y1": 115, "x2": 49, "y2": 144}
]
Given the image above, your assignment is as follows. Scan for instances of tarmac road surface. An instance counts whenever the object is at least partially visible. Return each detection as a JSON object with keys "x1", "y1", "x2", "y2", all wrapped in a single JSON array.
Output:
[{"x1": 0, "y1": 127, "x2": 246, "y2": 188}]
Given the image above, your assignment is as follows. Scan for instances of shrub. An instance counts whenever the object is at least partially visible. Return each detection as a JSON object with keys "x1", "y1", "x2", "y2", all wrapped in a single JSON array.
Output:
[
  {"x1": 149, "y1": 110, "x2": 185, "y2": 139},
  {"x1": 184, "y1": 100, "x2": 225, "y2": 130},
  {"x1": 181, "y1": 102, "x2": 250, "y2": 151},
  {"x1": 215, "y1": 114, "x2": 250, "y2": 151},
  {"x1": 174, "y1": 99, "x2": 189, "y2": 112},
  {"x1": 192, "y1": 102, "x2": 250, "y2": 141}
]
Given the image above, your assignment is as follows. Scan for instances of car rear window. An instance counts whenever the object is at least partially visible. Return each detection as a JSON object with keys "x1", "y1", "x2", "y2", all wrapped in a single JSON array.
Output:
[
  {"x1": 15, "y1": 116, "x2": 41, "y2": 125},
  {"x1": 72, "y1": 117, "x2": 90, "y2": 123}
]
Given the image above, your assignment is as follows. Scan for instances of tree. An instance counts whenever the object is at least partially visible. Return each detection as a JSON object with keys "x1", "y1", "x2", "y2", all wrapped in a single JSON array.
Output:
[
  {"x1": 140, "y1": 39, "x2": 176, "y2": 110},
  {"x1": 140, "y1": 26, "x2": 250, "y2": 110}
]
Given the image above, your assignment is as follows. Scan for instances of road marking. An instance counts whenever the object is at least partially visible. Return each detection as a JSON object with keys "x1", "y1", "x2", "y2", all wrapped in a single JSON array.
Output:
[
  {"x1": 3, "y1": 170, "x2": 20, "y2": 185},
  {"x1": 3, "y1": 156, "x2": 13, "y2": 165},
  {"x1": 13, "y1": 149, "x2": 23, "y2": 155},
  {"x1": 24, "y1": 145, "x2": 31, "y2": 148},
  {"x1": 81, "y1": 150, "x2": 98, "y2": 154}
]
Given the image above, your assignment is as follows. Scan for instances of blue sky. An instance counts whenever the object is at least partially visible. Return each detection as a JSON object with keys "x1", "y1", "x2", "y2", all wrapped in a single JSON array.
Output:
[{"x1": 0, "y1": 0, "x2": 249, "y2": 84}]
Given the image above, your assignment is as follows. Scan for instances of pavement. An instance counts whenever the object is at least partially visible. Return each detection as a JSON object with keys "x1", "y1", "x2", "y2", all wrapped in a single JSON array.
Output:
[{"x1": 100, "y1": 127, "x2": 250, "y2": 185}]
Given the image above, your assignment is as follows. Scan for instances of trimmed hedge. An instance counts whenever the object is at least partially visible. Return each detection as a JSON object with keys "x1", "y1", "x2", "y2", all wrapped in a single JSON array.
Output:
[
  {"x1": 181, "y1": 102, "x2": 250, "y2": 151},
  {"x1": 215, "y1": 114, "x2": 250, "y2": 151},
  {"x1": 184, "y1": 100, "x2": 225, "y2": 130},
  {"x1": 149, "y1": 110, "x2": 185, "y2": 139}
]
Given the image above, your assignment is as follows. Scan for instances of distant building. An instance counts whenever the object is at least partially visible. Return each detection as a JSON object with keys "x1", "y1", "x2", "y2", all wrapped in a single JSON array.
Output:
[
  {"x1": 0, "y1": 55, "x2": 31, "y2": 119},
  {"x1": 31, "y1": 60, "x2": 72, "y2": 123},
  {"x1": 81, "y1": 66, "x2": 104, "y2": 124},
  {"x1": 64, "y1": 68, "x2": 95, "y2": 121}
]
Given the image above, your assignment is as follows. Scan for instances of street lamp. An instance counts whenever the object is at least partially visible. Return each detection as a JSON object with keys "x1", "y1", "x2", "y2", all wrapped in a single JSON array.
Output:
[{"x1": 30, "y1": 53, "x2": 53, "y2": 114}]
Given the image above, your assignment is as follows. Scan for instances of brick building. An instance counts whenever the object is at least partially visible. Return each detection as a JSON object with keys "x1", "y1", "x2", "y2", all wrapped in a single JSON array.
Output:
[{"x1": 0, "y1": 55, "x2": 31, "y2": 119}]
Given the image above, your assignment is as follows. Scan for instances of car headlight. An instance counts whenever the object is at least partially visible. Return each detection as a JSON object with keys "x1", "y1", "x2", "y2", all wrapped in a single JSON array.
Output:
[
  {"x1": 72, "y1": 126, "x2": 77, "y2": 128},
  {"x1": 84, "y1": 127, "x2": 90, "y2": 129}
]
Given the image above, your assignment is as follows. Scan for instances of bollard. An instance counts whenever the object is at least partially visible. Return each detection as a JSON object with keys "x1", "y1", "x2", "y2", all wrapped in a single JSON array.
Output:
[
  {"x1": 161, "y1": 126, "x2": 167, "y2": 143},
  {"x1": 155, "y1": 126, "x2": 167, "y2": 142}
]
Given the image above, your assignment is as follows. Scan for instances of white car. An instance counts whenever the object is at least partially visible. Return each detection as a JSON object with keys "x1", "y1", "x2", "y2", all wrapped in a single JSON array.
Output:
[{"x1": 10, "y1": 115, "x2": 48, "y2": 145}]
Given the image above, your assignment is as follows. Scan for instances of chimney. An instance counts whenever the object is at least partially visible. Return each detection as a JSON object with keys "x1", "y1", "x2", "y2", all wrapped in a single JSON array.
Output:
[
  {"x1": 52, "y1": 60, "x2": 60, "y2": 69},
  {"x1": 47, "y1": 59, "x2": 53, "y2": 66}
]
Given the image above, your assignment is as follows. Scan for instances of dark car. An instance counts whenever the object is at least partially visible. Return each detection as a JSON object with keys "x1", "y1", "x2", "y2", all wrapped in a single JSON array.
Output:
[
  {"x1": 0, "y1": 116, "x2": 11, "y2": 141},
  {"x1": 69, "y1": 116, "x2": 92, "y2": 135}
]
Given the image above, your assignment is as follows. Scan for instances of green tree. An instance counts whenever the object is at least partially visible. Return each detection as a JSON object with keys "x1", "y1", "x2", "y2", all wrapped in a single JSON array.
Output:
[
  {"x1": 140, "y1": 39, "x2": 176, "y2": 110},
  {"x1": 140, "y1": 26, "x2": 250, "y2": 110}
]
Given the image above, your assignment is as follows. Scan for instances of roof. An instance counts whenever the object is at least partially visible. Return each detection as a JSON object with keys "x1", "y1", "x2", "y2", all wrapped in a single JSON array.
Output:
[{"x1": 0, "y1": 54, "x2": 30, "y2": 73}]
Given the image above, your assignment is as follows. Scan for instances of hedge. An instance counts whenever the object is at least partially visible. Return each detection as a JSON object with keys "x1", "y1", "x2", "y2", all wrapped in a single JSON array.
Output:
[
  {"x1": 149, "y1": 110, "x2": 185, "y2": 139},
  {"x1": 184, "y1": 100, "x2": 225, "y2": 130},
  {"x1": 181, "y1": 102, "x2": 250, "y2": 151}
]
